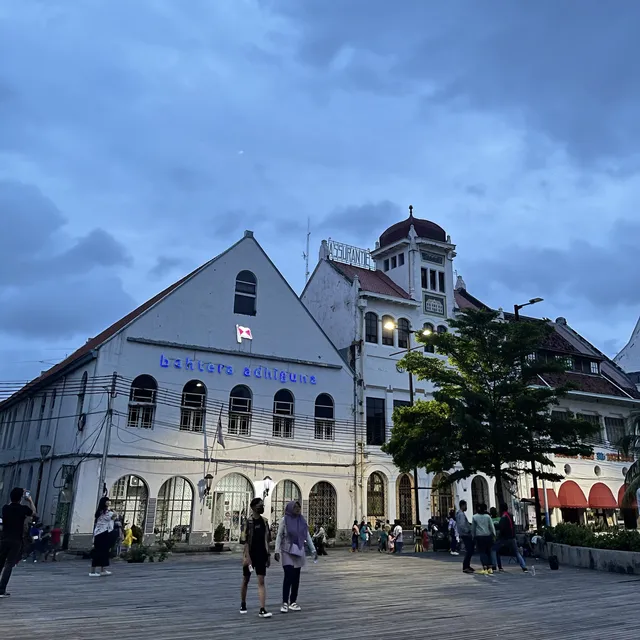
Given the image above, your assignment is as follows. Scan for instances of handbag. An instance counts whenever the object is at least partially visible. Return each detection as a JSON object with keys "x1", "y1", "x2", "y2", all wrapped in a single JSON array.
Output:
[{"x1": 287, "y1": 541, "x2": 305, "y2": 557}]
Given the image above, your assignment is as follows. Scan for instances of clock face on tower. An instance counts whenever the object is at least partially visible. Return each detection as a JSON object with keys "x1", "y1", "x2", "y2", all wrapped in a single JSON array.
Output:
[{"x1": 396, "y1": 362, "x2": 405, "y2": 373}]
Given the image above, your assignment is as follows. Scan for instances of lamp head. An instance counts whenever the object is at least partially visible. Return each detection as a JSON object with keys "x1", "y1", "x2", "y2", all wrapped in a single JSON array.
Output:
[
  {"x1": 529, "y1": 297, "x2": 544, "y2": 305},
  {"x1": 383, "y1": 320, "x2": 396, "y2": 331}
]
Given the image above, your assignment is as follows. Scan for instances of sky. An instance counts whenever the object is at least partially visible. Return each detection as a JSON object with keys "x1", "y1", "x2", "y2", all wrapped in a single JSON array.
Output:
[{"x1": 2, "y1": 0, "x2": 640, "y2": 384}]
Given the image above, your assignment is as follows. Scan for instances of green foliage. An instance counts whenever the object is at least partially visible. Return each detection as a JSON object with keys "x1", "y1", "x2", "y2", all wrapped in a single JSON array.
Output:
[
  {"x1": 383, "y1": 309, "x2": 598, "y2": 502},
  {"x1": 325, "y1": 522, "x2": 337, "y2": 539},
  {"x1": 127, "y1": 544, "x2": 153, "y2": 563},
  {"x1": 545, "y1": 523, "x2": 640, "y2": 552},
  {"x1": 159, "y1": 539, "x2": 176, "y2": 553},
  {"x1": 213, "y1": 523, "x2": 226, "y2": 543}
]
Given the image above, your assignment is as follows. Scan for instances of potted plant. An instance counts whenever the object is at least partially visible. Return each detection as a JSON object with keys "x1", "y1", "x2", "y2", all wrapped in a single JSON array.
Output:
[{"x1": 213, "y1": 523, "x2": 226, "y2": 552}]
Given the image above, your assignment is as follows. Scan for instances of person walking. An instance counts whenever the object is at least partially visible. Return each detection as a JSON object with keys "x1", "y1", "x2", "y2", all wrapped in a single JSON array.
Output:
[
  {"x1": 361, "y1": 521, "x2": 372, "y2": 551},
  {"x1": 274, "y1": 500, "x2": 317, "y2": 614},
  {"x1": 239, "y1": 497, "x2": 272, "y2": 618},
  {"x1": 90, "y1": 497, "x2": 117, "y2": 577},
  {"x1": 494, "y1": 503, "x2": 528, "y2": 573},
  {"x1": 448, "y1": 509, "x2": 459, "y2": 556},
  {"x1": 472, "y1": 503, "x2": 496, "y2": 575},
  {"x1": 351, "y1": 520, "x2": 360, "y2": 552},
  {"x1": 455, "y1": 500, "x2": 475, "y2": 574},
  {"x1": 0, "y1": 488, "x2": 37, "y2": 598},
  {"x1": 45, "y1": 523, "x2": 63, "y2": 562},
  {"x1": 378, "y1": 525, "x2": 389, "y2": 553},
  {"x1": 392, "y1": 521, "x2": 404, "y2": 554},
  {"x1": 313, "y1": 524, "x2": 328, "y2": 556}
]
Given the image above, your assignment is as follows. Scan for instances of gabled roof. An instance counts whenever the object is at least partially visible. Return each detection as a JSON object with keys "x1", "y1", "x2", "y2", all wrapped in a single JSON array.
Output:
[
  {"x1": 328, "y1": 261, "x2": 412, "y2": 300},
  {"x1": 454, "y1": 288, "x2": 490, "y2": 311}
]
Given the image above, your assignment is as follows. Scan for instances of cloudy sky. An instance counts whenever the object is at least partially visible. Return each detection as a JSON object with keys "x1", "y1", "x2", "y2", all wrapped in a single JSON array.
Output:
[{"x1": 1, "y1": 0, "x2": 640, "y2": 384}]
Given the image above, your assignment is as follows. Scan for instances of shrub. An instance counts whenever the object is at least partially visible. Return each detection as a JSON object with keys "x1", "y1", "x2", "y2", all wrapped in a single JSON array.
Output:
[
  {"x1": 546, "y1": 523, "x2": 640, "y2": 552},
  {"x1": 325, "y1": 522, "x2": 337, "y2": 539},
  {"x1": 127, "y1": 544, "x2": 155, "y2": 563},
  {"x1": 213, "y1": 523, "x2": 226, "y2": 543}
]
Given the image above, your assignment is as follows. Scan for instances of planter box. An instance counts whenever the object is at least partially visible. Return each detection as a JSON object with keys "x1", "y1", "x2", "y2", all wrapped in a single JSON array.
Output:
[{"x1": 544, "y1": 542, "x2": 640, "y2": 576}]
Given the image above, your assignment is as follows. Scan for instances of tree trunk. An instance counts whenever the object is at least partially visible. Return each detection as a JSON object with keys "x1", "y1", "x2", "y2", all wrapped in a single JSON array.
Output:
[{"x1": 494, "y1": 464, "x2": 505, "y2": 507}]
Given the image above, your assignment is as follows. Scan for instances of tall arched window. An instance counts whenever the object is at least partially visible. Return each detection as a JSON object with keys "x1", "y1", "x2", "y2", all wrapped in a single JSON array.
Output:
[
  {"x1": 229, "y1": 385, "x2": 252, "y2": 436},
  {"x1": 381, "y1": 315, "x2": 395, "y2": 346},
  {"x1": 45, "y1": 388, "x2": 57, "y2": 437},
  {"x1": 212, "y1": 473, "x2": 255, "y2": 543},
  {"x1": 234, "y1": 270, "x2": 257, "y2": 316},
  {"x1": 77, "y1": 371, "x2": 88, "y2": 416},
  {"x1": 128, "y1": 375, "x2": 157, "y2": 429},
  {"x1": 156, "y1": 477, "x2": 194, "y2": 542},
  {"x1": 111, "y1": 475, "x2": 149, "y2": 530},
  {"x1": 271, "y1": 480, "x2": 302, "y2": 531},
  {"x1": 471, "y1": 475, "x2": 490, "y2": 513},
  {"x1": 397, "y1": 474, "x2": 414, "y2": 527},
  {"x1": 35, "y1": 393, "x2": 47, "y2": 440},
  {"x1": 180, "y1": 380, "x2": 206, "y2": 432},
  {"x1": 367, "y1": 472, "x2": 387, "y2": 526},
  {"x1": 23, "y1": 398, "x2": 35, "y2": 444},
  {"x1": 308, "y1": 481, "x2": 337, "y2": 529},
  {"x1": 397, "y1": 318, "x2": 410, "y2": 349},
  {"x1": 365, "y1": 312, "x2": 379, "y2": 343},
  {"x1": 431, "y1": 472, "x2": 454, "y2": 520},
  {"x1": 423, "y1": 323, "x2": 435, "y2": 353},
  {"x1": 25, "y1": 466, "x2": 34, "y2": 493},
  {"x1": 273, "y1": 389, "x2": 294, "y2": 438},
  {"x1": 314, "y1": 393, "x2": 334, "y2": 440}
]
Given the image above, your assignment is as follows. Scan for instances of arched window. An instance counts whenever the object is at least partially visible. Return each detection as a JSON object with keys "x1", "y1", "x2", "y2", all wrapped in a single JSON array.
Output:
[
  {"x1": 397, "y1": 318, "x2": 410, "y2": 349},
  {"x1": 381, "y1": 315, "x2": 395, "y2": 346},
  {"x1": 156, "y1": 477, "x2": 194, "y2": 542},
  {"x1": 431, "y1": 472, "x2": 454, "y2": 520},
  {"x1": 23, "y1": 398, "x2": 35, "y2": 444},
  {"x1": 127, "y1": 375, "x2": 157, "y2": 429},
  {"x1": 228, "y1": 385, "x2": 252, "y2": 436},
  {"x1": 308, "y1": 481, "x2": 337, "y2": 529},
  {"x1": 25, "y1": 466, "x2": 34, "y2": 492},
  {"x1": 397, "y1": 474, "x2": 414, "y2": 527},
  {"x1": 46, "y1": 388, "x2": 57, "y2": 437},
  {"x1": 77, "y1": 371, "x2": 88, "y2": 416},
  {"x1": 423, "y1": 323, "x2": 435, "y2": 353},
  {"x1": 365, "y1": 312, "x2": 379, "y2": 344},
  {"x1": 471, "y1": 476, "x2": 490, "y2": 513},
  {"x1": 35, "y1": 393, "x2": 47, "y2": 440},
  {"x1": 367, "y1": 472, "x2": 387, "y2": 526},
  {"x1": 271, "y1": 480, "x2": 302, "y2": 530},
  {"x1": 180, "y1": 380, "x2": 206, "y2": 432},
  {"x1": 437, "y1": 325, "x2": 448, "y2": 334},
  {"x1": 314, "y1": 393, "x2": 334, "y2": 440},
  {"x1": 234, "y1": 270, "x2": 257, "y2": 316},
  {"x1": 111, "y1": 475, "x2": 148, "y2": 530},
  {"x1": 212, "y1": 473, "x2": 255, "y2": 543},
  {"x1": 273, "y1": 389, "x2": 294, "y2": 439}
]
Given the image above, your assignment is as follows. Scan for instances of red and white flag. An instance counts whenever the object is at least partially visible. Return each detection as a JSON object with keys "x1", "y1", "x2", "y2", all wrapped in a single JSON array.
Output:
[{"x1": 236, "y1": 325, "x2": 253, "y2": 343}]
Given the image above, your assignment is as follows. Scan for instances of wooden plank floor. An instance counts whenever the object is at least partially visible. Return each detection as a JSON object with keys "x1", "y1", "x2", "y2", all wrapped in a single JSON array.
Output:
[{"x1": 2, "y1": 550, "x2": 638, "y2": 639}]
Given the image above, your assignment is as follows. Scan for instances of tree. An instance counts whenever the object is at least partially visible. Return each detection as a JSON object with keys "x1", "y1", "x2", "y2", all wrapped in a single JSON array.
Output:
[
  {"x1": 383, "y1": 309, "x2": 598, "y2": 512},
  {"x1": 618, "y1": 417, "x2": 640, "y2": 523}
]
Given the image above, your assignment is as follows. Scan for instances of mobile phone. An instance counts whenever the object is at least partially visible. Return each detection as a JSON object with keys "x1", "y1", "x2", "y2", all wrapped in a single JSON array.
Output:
[
  {"x1": 248, "y1": 564, "x2": 253, "y2": 573},
  {"x1": 24, "y1": 491, "x2": 31, "y2": 499}
]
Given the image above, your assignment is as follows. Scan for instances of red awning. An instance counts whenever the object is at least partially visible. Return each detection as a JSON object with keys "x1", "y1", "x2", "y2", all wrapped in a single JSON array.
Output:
[
  {"x1": 618, "y1": 484, "x2": 638, "y2": 509},
  {"x1": 558, "y1": 481, "x2": 588, "y2": 509},
  {"x1": 588, "y1": 483, "x2": 617, "y2": 509},
  {"x1": 530, "y1": 487, "x2": 561, "y2": 509}
]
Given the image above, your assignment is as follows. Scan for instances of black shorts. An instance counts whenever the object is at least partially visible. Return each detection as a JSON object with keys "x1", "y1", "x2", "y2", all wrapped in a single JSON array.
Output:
[{"x1": 243, "y1": 559, "x2": 267, "y2": 578}]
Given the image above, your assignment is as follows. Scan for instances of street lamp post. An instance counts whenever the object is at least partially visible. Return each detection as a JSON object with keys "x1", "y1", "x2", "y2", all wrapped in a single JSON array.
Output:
[
  {"x1": 387, "y1": 321, "x2": 432, "y2": 526},
  {"x1": 513, "y1": 297, "x2": 546, "y2": 531},
  {"x1": 35, "y1": 444, "x2": 51, "y2": 510}
]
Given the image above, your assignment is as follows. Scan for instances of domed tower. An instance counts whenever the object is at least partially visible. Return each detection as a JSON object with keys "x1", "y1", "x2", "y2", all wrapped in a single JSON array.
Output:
[{"x1": 371, "y1": 205, "x2": 457, "y2": 322}]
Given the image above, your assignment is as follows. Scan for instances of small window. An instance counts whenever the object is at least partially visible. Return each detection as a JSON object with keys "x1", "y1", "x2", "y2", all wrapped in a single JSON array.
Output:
[
  {"x1": 180, "y1": 380, "x2": 206, "y2": 432},
  {"x1": 273, "y1": 389, "x2": 294, "y2": 439},
  {"x1": 590, "y1": 361, "x2": 599, "y2": 375},
  {"x1": 429, "y1": 269, "x2": 437, "y2": 291},
  {"x1": 421, "y1": 268, "x2": 428, "y2": 289},
  {"x1": 438, "y1": 272, "x2": 445, "y2": 293},
  {"x1": 397, "y1": 318, "x2": 410, "y2": 349},
  {"x1": 423, "y1": 323, "x2": 435, "y2": 353},
  {"x1": 604, "y1": 417, "x2": 625, "y2": 446},
  {"x1": 381, "y1": 316, "x2": 395, "y2": 346},
  {"x1": 391, "y1": 256, "x2": 397, "y2": 269},
  {"x1": 229, "y1": 385, "x2": 252, "y2": 436},
  {"x1": 398, "y1": 253, "x2": 405, "y2": 266},
  {"x1": 36, "y1": 394, "x2": 47, "y2": 440},
  {"x1": 45, "y1": 389, "x2": 57, "y2": 437},
  {"x1": 365, "y1": 312, "x2": 378, "y2": 344},
  {"x1": 314, "y1": 394, "x2": 334, "y2": 440},
  {"x1": 437, "y1": 325, "x2": 447, "y2": 334},
  {"x1": 366, "y1": 397, "x2": 386, "y2": 446},
  {"x1": 577, "y1": 413, "x2": 602, "y2": 444},
  {"x1": 383, "y1": 259, "x2": 390, "y2": 272},
  {"x1": 128, "y1": 375, "x2": 157, "y2": 429},
  {"x1": 234, "y1": 270, "x2": 257, "y2": 316}
]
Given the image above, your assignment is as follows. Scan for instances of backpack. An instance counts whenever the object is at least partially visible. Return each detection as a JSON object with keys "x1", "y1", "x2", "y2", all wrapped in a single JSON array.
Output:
[{"x1": 548, "y1": 554, "x2": 559, "y2": 570}]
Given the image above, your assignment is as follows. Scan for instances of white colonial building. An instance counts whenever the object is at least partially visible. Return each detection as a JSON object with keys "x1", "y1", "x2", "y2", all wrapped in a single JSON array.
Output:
[
  {"x1": 303, "y1": 208, "x2": 639, "y2": 530},
  {"x1": 0, "y1": 231, "x2": 358, "y2": 547}
]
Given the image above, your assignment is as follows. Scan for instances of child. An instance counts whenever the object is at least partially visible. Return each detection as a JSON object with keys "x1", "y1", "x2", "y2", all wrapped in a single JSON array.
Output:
[
  {"x1": 378, "y1": 526, "x2": 389, "y2": 553},
  {"x1": 47, "y1": 524, "x2": 63, "y2": 561},
  {"x1": 122, "y1": 523, "x2": 137, "y2": 552}
]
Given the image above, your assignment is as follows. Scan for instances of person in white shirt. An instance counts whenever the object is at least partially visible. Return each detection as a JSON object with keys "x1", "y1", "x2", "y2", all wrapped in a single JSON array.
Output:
[
  {"x1": 90, "y1": 497, "x2": 117, "y2": 577},
  {"x1": 392, "y1": 522, "x2": 404, "y2": 554}
]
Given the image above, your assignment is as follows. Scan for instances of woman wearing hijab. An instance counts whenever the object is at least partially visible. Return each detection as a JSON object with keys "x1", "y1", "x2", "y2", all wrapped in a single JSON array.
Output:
[
  {"x1": 274, "y1": 500, "x2": 317, "y2": 613},
  {"x1": 90, "y1": 497, "x2": 117, "y2": 577}
]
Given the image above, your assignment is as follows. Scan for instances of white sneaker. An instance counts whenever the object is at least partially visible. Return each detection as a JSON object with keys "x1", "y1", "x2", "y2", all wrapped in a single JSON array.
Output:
[
  {"x1": 281, "y1": 603, "x2": 289, "y2": 613},
  {"x1": 100, "y1": 570, "x2": 112, "y2": 576},
  {"x1": 450, "y1": 551, "x2": 459, "y2": 556},
  {"x1": 89, "y1": 572, "x2": 100, "y2": 577},
  {"x1": 289, "y1": 603, "x2": 301, "y2": 612}
]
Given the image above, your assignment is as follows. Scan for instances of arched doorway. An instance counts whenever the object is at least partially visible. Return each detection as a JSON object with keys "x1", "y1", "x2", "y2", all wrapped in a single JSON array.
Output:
[
  {"x1": 431, "y1": 473, "x2": 454, "y2": 521},
  {"x1": 212, "y1": 473, "x2": 254, "y2": 543},
  {"x1": 156, "y1": 477, "x2": 194, "y2": 542},
  {"x1": 270, "y1": 480, "x2": 302, "y2": 535},
  {"x1": 308, "y1": 482, "x2": 337, "y2": 534},
  {"x1": 471, "y1": 476, "x2": 490, "y2": 513},
  {"x1": 397, "y1": 474, "x2": 414, "y2": 527},
  {"x1": 110, "y1": 475, "x2": 148, "y2": 530},
  {"x1": 367, "y1": 472, "x2": 387, "y2": 526}
]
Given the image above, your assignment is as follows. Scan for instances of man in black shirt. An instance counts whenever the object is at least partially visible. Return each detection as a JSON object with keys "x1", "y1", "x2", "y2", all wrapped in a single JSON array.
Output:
[
  {"x1": 1, "y1": 487, "x2": 37, "y2": 597},
  {"x1": 239, "y1": 497, "x2": 271, "y2": 618}
]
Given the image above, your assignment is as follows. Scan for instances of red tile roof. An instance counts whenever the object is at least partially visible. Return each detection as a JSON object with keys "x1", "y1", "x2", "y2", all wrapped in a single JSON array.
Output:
[
  {"x1": 539, "y1": 372, "x2": 636, "y2": 398},
  {"x1": 328, "y1": 262, "x2": 412, "y2": 300},
  {"x1": 454, "y1": 288, "x2": 489, "y2": 311}
]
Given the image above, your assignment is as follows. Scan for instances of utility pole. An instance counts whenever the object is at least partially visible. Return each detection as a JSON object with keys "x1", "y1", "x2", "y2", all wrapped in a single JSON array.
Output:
[{"x1": 96, "y1": 373, "x2": 117, "y2": 507}]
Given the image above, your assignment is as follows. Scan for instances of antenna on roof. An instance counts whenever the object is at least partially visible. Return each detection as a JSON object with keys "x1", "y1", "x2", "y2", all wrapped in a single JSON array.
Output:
[{"x1": 303, "y1": 217, "x2": 311, "y2": 282}]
